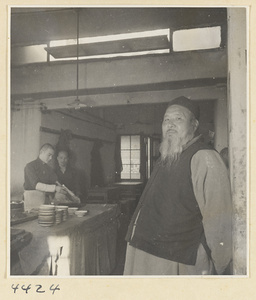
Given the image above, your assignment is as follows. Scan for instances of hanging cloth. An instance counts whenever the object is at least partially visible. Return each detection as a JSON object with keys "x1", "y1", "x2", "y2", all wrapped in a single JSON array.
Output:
[{"x1": 90, "y1": 140, "x2": 104, "y2": 187}]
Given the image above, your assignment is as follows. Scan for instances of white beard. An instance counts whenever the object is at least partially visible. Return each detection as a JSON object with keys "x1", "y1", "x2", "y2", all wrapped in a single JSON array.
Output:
[
  {"x1": 159, "y1": 135, "x2": 183, "y2": 166},
  {"x1": 159, "y1": 132, "x2": 194, "y2": 166}
]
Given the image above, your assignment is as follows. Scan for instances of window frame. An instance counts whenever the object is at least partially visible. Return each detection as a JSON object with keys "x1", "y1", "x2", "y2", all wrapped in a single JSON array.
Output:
[{"x1": 120, "y1": 134, "x2": 142, "y2": 181}]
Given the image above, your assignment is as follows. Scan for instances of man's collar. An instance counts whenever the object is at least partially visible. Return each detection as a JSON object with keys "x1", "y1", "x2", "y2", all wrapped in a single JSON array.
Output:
[
  {"x1": 183, "y1": 134, "x2": 202, "y2": 151},
  {"x1": 37, "y1": 157, "x2": 46, "y2": 165}
]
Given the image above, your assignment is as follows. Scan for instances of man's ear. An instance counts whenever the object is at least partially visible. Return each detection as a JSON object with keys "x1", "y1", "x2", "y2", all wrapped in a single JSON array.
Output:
[{"x1": 193, "y1": 119, "x2": 199, "y2": 132}]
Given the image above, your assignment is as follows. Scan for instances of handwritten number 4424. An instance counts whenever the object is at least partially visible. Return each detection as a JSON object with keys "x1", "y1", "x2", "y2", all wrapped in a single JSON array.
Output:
[{"x1": 11, "y1": 284, "x2": 60, "y2": 294}]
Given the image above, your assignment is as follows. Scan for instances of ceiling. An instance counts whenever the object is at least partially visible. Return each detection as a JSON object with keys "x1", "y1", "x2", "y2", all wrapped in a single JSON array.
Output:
[
  {"x1": 11, "y1": 7, "x2": 227, "y2": 46},
  {"x1": 10, "y1": 7, "x2": 227, "y2": 128}
]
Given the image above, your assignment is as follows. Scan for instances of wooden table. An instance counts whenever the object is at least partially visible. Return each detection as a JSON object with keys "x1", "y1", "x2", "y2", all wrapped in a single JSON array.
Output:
[
  {"x1": 11, "y1": 204, "x2": 120, "y2": 276},
  {"x1": 114, "y1": 182, "x2": 144, "y2": 200},
  {"x1": 87, "y1": 187, "x2": 120, "y2": 204}
]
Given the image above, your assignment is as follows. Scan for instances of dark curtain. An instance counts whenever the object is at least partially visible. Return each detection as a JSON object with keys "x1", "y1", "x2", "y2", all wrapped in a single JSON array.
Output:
[{"x1": 90, "y1": 140, "x2": 104, "y2": 187}]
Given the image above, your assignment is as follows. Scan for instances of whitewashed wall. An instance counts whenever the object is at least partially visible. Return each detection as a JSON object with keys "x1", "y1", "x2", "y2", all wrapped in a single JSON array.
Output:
[{"x1": 11, "y1": 108, "x2": 41, "y2": 198}]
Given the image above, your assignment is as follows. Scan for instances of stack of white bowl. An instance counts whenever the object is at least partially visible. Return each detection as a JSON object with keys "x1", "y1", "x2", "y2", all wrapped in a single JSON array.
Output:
[
  {"x1": 38, "y1": 205, "x2": 55, "y2": 227},
  {"x1": 55, "y1": 209, "x2": 63, "y2": 224},
  {"x1": 75, "y1": 210, "x2": 88, "y2": 217},
  {"x1": 56, "y1": 206, "x2": 68, "y2": 221}
]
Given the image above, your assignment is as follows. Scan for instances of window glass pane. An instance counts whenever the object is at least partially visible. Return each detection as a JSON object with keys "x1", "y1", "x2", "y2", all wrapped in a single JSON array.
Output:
[
  {"x1": 131, "y1": 173, "x2": 140, "y2": 179},
  {"x1": 131, "y1": 150, "x2": 140, "y2": 164},
  {"x1": 50, "y1": 29, "x2": 170, "y2": 61},
  {"x1": 51, "y1": 29, "x2": 170, "y2": 46},
  {"x1": 121, "y1": 136, "x2": 130, "y2": 149},
  {"x1": 131, "y1": 164, "x2": 140, "y2": 179},
  {"x1": 120, "y1": 134, "x2": 141, "y2": 180},
  {"x1": 173, "y1": 26, "x2": 221, "y2": 52},
  {"x1": 121, "y1": 150, "x2": 130, "y2": 164},
  {"x1": 131, "y1": 164, "x2": 140, "y2": 174},
  {"x1": 121, "y1": 164, "x2": 131, "y2": 179},
  {"x1": 131, "y1": 135, "x2": 140, "y2": 149}
]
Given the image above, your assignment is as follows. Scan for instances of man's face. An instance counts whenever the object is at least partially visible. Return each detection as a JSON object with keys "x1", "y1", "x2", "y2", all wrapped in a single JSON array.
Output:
[
  {"x1": 162, "y1": 105, "x2": 197, "y2": 144},
  {"x1": 40, "y1": 148, "x2": 54, "y2": 164},
  {"x1": 57, "y1": 151, "x2": 69, "y2": 168}
]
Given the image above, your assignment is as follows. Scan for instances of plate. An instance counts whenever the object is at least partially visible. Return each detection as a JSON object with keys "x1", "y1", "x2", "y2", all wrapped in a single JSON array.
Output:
[
  {"x1": 75, "y1": 210, "x2": 88, "y2": 217},
  {"x1": 39, "y1": 205, "x2": 55, "y2": 209},
  {"x1": 56, "y1": 206, "x2": 68, "y2": 210},
  {"x1": 68, "y1": 207, "x2": 79, "y2": 215}
]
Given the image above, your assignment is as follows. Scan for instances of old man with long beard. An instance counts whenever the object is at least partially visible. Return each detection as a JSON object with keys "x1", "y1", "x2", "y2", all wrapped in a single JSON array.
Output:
[{"x1": 123, "y1": 96, "x2": 232, "y2": 275}]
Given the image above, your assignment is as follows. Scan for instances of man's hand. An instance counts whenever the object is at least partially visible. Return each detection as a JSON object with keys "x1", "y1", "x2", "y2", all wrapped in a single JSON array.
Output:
[
  {"x1": 55, "y1": 186, "x2": 67, "y2": 194},
  {"x1": 71, "y1": 195, "x2": 81, "y2": 203}
]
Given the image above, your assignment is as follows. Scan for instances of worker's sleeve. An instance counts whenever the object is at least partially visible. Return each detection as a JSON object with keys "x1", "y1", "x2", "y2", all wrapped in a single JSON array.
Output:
[
  {"x1": 24, "y1": 164, "x2": 56, "y2": 192},
  {"x1": 24, "y1": 164, "x2": 39, "y2": 190},
  {"x1": 191, "y1": 150, "x2": 232, "y2": 275},
  {"x1": 36, "y1": 182, "x2": 56, "y2": 193}
]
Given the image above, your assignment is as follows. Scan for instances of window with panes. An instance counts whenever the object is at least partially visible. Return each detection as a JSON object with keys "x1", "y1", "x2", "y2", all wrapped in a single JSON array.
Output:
[{"x1": 120, "y1": 135, "x2": 141, "y2": 180}]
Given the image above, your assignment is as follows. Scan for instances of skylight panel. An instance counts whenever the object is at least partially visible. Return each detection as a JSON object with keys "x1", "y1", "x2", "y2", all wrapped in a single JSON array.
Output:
[
  {"x1": 50, "y1": 29, "x2": 170, "y2": 47},
  {"x1": 48, "y1": 29, "x2": 170, "y2": 61},
  {"x1": 173, "y1": 26, "x2": 221, "y2": 52}
]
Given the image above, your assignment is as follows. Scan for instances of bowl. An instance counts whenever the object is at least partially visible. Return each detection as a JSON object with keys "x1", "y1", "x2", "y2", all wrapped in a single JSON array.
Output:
[
  {"x1": 75, "y1": 210, "x2": 88, "y2": 217},
  {"x1": 68, "y1": 207, "x2": 79, "y2": 215}
]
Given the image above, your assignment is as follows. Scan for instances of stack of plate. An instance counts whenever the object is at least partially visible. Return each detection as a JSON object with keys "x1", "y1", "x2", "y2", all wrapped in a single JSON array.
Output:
[
  {"x1": 56, "y1": 206, "x2": 68, "y2": 221},
  {"x1": 38, "y1": 205, "x2": 55, "y2": 227},
  {"x1": 55, "y1": 209, "x2": 63, "y2": 224}
]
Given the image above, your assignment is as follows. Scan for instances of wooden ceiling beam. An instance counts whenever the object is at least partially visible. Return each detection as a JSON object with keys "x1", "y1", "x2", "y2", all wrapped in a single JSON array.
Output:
[{"x1": 11, "y1": 77, "x2": 227, "y2": 102}]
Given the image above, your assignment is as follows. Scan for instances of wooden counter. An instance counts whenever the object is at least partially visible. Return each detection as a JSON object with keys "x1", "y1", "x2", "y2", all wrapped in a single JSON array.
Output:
[
  {"x1": 87, "y1": 187, "x2": 120, "y2": 204},
  {"x1": 114, "y1": 182, "x2": 144, "y2": 200},
  {"x1": 11, "y1": 204, "x2": 120, "y2": 276}
]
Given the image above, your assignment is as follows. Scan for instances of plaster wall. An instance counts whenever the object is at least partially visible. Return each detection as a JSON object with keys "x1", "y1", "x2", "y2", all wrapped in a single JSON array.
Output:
[
  {"x1": 10, "y1": 108, "x2": 41, "y2": 198},
  {"x1": 227, "y1": 8, "x2": 247, "y2": 275},
  {"x1": 10, "y1": 109, "x2": 116, "y2": 198}
]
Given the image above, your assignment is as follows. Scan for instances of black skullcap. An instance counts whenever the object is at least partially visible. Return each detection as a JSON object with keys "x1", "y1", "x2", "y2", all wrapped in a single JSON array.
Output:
[{"x1": 168, "y1": 96, "x2": 200, "y2": 120}]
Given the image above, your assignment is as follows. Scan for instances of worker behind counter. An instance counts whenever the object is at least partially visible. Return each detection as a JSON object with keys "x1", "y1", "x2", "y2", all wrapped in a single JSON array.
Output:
[
  {"x1": 54, "y1": 150, "x2": 81, "y2": 204},
  {"x1": 23, "y1": 143, "x2": 67, "y2": 212}
]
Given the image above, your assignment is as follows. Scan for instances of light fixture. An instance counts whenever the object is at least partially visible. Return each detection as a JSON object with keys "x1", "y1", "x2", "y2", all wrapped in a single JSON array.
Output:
[{"x1": 67, "y1": 9, "x2": 88, "y2": 110}]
